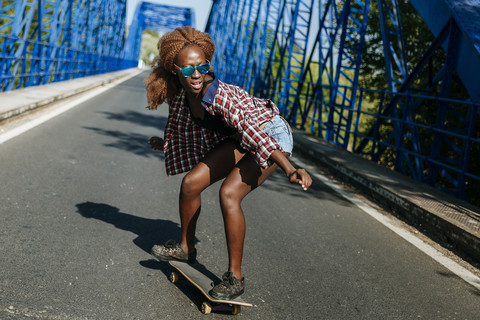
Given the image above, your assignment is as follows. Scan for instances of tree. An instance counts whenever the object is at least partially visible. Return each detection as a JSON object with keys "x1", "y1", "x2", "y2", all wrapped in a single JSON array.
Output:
[
  {"x1": 358, "y1": 0, "x2": 480, "y2": 205},
  {"x1": 140, "y1": 30, "x2": 160, "y2": 66}
]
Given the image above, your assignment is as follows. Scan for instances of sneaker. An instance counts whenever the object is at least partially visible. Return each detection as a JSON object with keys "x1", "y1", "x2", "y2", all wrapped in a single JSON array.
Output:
[
  {"x1": 209, "y1": 272, "x2": 245, "y2": 300},
  {"x1": 151, "y1": 240, "x2": 196, "y2": 264}
]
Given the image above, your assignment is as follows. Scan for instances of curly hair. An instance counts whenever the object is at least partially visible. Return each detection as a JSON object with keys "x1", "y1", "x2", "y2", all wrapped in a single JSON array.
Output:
[{"x1": 144, "y1": 26, "x2": 215, "y2": 109}]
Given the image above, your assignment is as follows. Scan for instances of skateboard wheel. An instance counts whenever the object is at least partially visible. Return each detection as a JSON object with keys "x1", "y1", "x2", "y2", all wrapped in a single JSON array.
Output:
[
  {"x1": 201, "y1": 302, "x2": 212, "y2": 314},
  {"x1": 232, "y1": 305, "x2": 241, "y2": 315},
  {"x1": 169, "y1": 272, "x2": 179, "y2": 284}
]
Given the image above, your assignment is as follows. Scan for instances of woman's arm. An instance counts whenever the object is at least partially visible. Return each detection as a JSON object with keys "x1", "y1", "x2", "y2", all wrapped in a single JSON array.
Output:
[{"x1": 269, "y1": 149, "x2": 312, "y2": 191}]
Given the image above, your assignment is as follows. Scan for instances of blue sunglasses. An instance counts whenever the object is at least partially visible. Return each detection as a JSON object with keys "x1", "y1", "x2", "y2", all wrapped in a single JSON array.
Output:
[{"x1": 175, "y1": 62, "x2": 211, "y2": 77}]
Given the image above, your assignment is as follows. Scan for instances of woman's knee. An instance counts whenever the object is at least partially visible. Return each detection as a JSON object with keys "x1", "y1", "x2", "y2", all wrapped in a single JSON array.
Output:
[
  {"x1": 181, "y1": 170, "x2": 208, "y2": 198},
  {"x1": 219, "y1": 182, "x2": 244, "y2": 208}
]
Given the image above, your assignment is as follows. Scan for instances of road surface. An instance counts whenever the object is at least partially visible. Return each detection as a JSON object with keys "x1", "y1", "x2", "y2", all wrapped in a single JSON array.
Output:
[{"x1": 1, "y1": 72, "x2": 479, "y2": 319}]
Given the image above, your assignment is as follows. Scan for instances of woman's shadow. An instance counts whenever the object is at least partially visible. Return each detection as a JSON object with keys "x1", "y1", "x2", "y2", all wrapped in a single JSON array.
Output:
[
  {"x1": 75, "y1": 201, "x2": 196, "y2": 271},
  {"x1": 75, "y1": 202, "x2": 222, "y2": 310}
]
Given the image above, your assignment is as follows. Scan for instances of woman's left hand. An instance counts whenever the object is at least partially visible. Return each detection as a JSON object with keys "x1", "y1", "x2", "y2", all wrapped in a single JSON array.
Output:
[
  {"x1": 288, "y1": 168, "x2": 312, "y2": 191},
  {"x1": 148, "y1": 136, "x2": 164, "y2": 151}
]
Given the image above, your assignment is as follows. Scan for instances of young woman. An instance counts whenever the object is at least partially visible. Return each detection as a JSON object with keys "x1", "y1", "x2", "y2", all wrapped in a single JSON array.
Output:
[{"x1": 144, "y1": 26, "x2": 312, "y2": 300}]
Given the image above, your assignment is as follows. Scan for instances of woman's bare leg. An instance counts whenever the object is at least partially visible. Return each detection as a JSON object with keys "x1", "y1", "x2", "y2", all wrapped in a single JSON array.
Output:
[
  {"x1": 179, "y1": 139, "x2": 246, "y2": 254},
  {"x1": 219, "y1": 152, "x2": 290, "y2": 280}
]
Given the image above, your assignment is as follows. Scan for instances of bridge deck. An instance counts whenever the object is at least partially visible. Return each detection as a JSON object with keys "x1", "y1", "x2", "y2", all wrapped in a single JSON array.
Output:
[{"x1": 1, "y1": 69, "x2": 479, "y2": 262}]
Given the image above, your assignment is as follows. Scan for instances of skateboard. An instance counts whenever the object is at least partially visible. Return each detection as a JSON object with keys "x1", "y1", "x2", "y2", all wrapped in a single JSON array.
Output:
[{"x1": 168, "y1": 260, "x2": 253, "y2": 315}]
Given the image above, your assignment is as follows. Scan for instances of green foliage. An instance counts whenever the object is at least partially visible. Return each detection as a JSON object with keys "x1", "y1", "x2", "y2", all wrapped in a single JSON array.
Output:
[
  {"x1": 358, "y1": 0, "x2": 479, "y2": 205},
  {"x1": 359, "y1": 0, "x2": 435, "y2": 92},
  {"x1": 277, "y1": 0, "x2": 480, "y2": 205},
  {"x1": 140, "y1": 30, "x2": 160, "y2": 65},
  {"x1": 357, "y1": 1, "x2": 436, "y2": 168}
]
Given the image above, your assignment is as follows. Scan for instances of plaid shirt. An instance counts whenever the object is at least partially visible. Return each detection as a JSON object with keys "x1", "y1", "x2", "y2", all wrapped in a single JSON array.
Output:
[{"x1": 163, "y1": 78, "x2": 280, "y2": 176}]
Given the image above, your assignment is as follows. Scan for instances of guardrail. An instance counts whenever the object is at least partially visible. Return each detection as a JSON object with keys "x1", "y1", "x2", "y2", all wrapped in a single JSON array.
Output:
[
  {"x1": 0, "y1": 0, "x2": 137, "y2": 92},
  {"x1": 0, "y1": 34, "x2": 136, "y2": 92},
  {"x1": 294, "y1": 80, "x2": 480, "y2": 204},
  {"x1": 207, "y1": 0, "x2": 480, "y2": 206}
]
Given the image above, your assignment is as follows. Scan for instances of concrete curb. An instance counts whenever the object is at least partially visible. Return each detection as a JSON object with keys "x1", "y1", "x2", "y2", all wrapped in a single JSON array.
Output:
[
  {"x1": 292, "y1": 130, "x2": 480, "y2": 263},
  {"x1": 0, "y1": 68, "x2": 143, "y2": 122}
]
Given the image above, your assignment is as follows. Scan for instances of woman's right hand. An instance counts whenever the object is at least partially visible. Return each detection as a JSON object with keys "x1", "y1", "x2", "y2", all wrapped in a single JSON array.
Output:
[
  {"x1": 288, "y1": 168, "x2": 312, "y2": 191},
  {"x1": 148, "y1": 136, "x2": 164, "y2": 151}
]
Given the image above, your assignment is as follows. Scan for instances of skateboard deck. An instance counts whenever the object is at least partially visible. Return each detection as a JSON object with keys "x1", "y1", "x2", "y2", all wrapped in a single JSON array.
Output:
[{"x1": 168, "y1": 260, "x2": 252, "y2": 315}]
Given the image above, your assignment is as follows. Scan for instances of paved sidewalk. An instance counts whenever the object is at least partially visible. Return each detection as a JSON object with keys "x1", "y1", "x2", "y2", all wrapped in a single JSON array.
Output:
[
  {"x1": 0, "y1": 68, "x2": 143, "y2": 121},
  {"x1": 1, "y1": 70, "x2": 479, "y2": 264},
  {"x1": 293, "y1": 132, "x2": 480, "y2": 263}
]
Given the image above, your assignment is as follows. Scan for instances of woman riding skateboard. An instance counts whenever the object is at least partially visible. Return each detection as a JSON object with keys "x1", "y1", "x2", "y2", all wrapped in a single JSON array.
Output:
[{"x1": 145, "y1": 26, "x2": 312, "y2": 300}]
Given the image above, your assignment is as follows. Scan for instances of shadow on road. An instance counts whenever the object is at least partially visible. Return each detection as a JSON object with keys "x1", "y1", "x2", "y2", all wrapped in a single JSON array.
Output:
[
  {"x1": 82, "y1": 109, "x2": 168, "y2": 159},
  {"x1": 83, "y1": 127, "x2": 165, "y2": 159},
  {"x1": 75, "y1": 201, "x2": 226, "y2": 312},
  {"x1": 99, "y1": 110, "x2": 167, "y2": 131},
  {"x1": 262, "y1": 169, "x2": 355, "y2": 207},
  {"x1": 436, "y1": 270, "x2": 480, "y2": 296},
  {"x1": 74, "y1": 201, "x2": 194, "y2": 254}
]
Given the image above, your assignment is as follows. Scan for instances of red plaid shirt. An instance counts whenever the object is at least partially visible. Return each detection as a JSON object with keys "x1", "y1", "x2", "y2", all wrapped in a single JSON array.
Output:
[{"x1": 163, "y1": 79, "x2": 280, "y2": 176}]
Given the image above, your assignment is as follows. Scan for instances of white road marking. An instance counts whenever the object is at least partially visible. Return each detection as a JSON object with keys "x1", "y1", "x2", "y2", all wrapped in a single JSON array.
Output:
[
  {"x1": 0, "y1": 70, "x2": 143, "y2": 144},
  {"x1": 291, "y1": 156, "x2": 480, "y2": 291}
]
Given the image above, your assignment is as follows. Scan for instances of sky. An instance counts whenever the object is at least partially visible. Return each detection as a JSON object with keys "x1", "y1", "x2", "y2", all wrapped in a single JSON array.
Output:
[{"x1": 126, "y1": 0, "x2": 214, "y2": 31}]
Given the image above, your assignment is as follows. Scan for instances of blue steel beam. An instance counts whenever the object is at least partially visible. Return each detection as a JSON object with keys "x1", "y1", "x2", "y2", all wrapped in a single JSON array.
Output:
[
  {"x1": 292, "y1": 0, "x2": 370, "y2": 148},
  {"x1": 0, "y1": 1, "x2": 195, "y2": 92},
  {"x1": 280, "y1": 0, "x2": 314, "y2": 122},
  {"x1": 252, "y1": 0, "x2": 286, "y2": 98},
  {"x1": 363, "y1": 0, "x2": 424, "y2": 180},
  {"x1": 232, "y1": 0, "x2": 262, "y2": 88},
  {"x1": 375, "y1": 0, "x2": 417, "y2": 176},
  {"x1": 206, "y1": 0, "x2": 480, "y2": 203},
  {"x1": 250, "y1": 0, "x2": 314, "y2": 118},
  {"x1": 223, "y1": 0, "x2": 250, "y2": 85},
  {"x1": 411, "y1": 0, "x2": 480, "y2": 101},
  {"x1": 262, "y1": 0, "x2": 300, "y2": 108},
  {"x1": 0, "y1": 0, "x2": 136, "y2": 92},
  {"x1": 206, "y1": 0, "x2": 246, "y2": 85},
  {"x1": 123, "y1": 2, "x2": 194, "y2": 61},
  {"x1": 252, "y1": 0, "x2": 284, "y2": 95},
  {"x1": 322, "y1": 0, "x2": 370, "y2": 149},
  {"x1": 354, "y1": 1, "x2": 480, "y2": 199}
]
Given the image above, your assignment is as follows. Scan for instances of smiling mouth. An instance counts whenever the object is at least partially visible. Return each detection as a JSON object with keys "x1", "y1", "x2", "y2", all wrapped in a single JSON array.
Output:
[{"x1": 191, "y1": 81, "x2": 202, "y2": 90}]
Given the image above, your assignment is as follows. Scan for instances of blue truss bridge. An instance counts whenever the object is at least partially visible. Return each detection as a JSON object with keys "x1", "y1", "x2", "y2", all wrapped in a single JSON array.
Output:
[{"x1": 1, "y1": 0, "x2": 479, "y2": 207}]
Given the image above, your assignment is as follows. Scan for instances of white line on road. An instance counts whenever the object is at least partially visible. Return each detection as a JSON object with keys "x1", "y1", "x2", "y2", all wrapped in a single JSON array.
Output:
[
  {"x1": 0, "y1": 70, "x2": 143, "y2": 145},
  {"x1": 291, "y1": 156, "x2": 480, "y2": 291}
]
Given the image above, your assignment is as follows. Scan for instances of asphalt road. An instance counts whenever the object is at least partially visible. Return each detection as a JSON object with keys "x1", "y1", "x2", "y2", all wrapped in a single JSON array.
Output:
[{"x1": 1, "y1": 72, "x2": 479, "y2": 319}]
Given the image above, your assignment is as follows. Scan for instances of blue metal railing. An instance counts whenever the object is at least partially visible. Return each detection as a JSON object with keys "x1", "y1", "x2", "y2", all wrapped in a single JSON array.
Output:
[
  {"x1": 0, "y1": 34, "x2": 136, "y2": 91},
  {"x1": 123, "y1": 2, "x2": 194, "y2": 62},
  {"x1": 207, "y1": 0, "x2": 480, "y2": 204},
  {"x1": 341, "y1": 85, "x2": 478, "y2": 193},
  {"x1": 0, "y1": 0, "x2": 194, "y2": 92},
  {"x1": 1, "y1": 0, "x2": 479, "y2": 205},
  {"x1": 0, "y1": 0, "x2": 137, "y2": 92}
]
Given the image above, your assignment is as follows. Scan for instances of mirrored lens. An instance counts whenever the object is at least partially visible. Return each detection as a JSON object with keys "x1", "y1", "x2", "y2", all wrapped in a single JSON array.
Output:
[
  {"x1": 181, "y1": 67, "x2": 195, "y2": 77},
  {"x1": 197, "y1": 63, "x2": 210, "y2": 74},
  {"x1": 180, "y1": 63, "x2": 210, "y2": 77}
]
